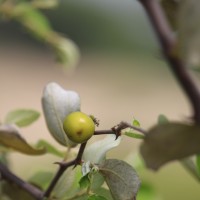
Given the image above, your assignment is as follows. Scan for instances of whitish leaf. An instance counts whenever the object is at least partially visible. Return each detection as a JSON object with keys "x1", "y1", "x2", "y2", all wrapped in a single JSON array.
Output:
[
  {"x1": 0, "y1": 124, "x2": 45, "y2": 155},
  {"x1": 100, "y1": 159, "x2": 140, "y2": 200},
  {"x1": 178, "y1": 0, "x2": 200, "y2": 67},
  {"x1": 28, "y1": 171, "x2": 54, "y2": 190},
  {"x1": 140, "y1": 123, "x2": 200, "y2": 170},
  {"x1": 42, "y1": 82, "x2": 80, "y2": 147},
  {"x1": 83, "y1": 135, "x2": 121, "y2": 164},
  {"x1": 35, "y1": 139, "x2": 64, "y2": 158},
  {"x1": 5, "y1": 109, "x2": 40, "y2": 127}
]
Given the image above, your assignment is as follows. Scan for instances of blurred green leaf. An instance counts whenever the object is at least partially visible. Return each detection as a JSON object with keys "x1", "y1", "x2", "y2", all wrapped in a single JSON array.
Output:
[
  {"x1": 31, "y1": 0, "x2": 58, "y2": 9},
  {"x1": 157, "y1": 114, "x2": 169, "y2": 125},
  {"x1": 53, "y1": 167, "x2": 77, "y2": 199},
  {"x1": 140, "y1": 123, "x2": 200, "y2": 170},
  {"x1": 51, "y1": 34, "x2": 80, "y2": 68},
  {"x1": 181, "y1": 157, "x2": 200, "y2": 181},
  {"x1": 5, "y1": 109, "x2": 40, "y2": 127},
  {"x1": 124, "y1": 132, "x2": 144, "y2": 139},
  {"x1": 196, "y1": 154, "x2": 200, "y2": 175},
  {"x1": 88, "y1": 194, "x2": 107, "y2": 200},
  {"x1": 137, "y1": 182, "x2": 162, "y2": 200},
  {"x1": 100, "y1": 159, "x2": 140, "y2": 200},
  {"x1": 35, "y1": 139, "x2": 65, "y2": 158},
  {"x1": 90, "y1": 173, "x2": 104, "y2": 191},
  {"x1": 28, "y1": 171, "x2": 54, "y2": 190},
  {"x1": 0, "y1": 124, "x2": 45, "y2": 155},
  {"x1": 13, "y1": 3, "x2": 52, "y2": 39},
  {"x1": 92, "y1": 188, "x2": 112, "y2": 200},
  {"x1": 13, "y1": 3, "x2": 79, "y2": 68}
]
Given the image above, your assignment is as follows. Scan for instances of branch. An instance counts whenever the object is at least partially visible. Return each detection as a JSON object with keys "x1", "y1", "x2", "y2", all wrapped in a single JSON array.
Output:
[
  {"x1": 0, "y1": 163, "x2": 43, "y2": 200},
  {"x1": 138, "y1": 0, "x2": 200, "y2": 123},
  {"x1": 43, "y1": 142, "x2": 87, "y2": 198}
]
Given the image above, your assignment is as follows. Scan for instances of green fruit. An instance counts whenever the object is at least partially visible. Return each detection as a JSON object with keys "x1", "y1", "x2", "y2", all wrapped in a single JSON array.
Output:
[{"x1": 63, "y1": 112, "x2": 95, "y2": 143}]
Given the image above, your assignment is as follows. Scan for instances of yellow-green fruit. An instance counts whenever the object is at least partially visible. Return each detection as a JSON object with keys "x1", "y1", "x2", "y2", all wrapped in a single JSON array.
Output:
[{"x1": 63, "y1": 112, "x2": 95, "y2": 143}]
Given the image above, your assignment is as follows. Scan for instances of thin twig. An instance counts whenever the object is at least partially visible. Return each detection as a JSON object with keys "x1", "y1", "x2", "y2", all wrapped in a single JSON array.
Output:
[
  {"x1": 0, "y1": 163, "x2": 43, "y2": 200},
  {"x1": 138, "y1": 0, "x2": 200, "y2": 123},
  {"x1": 43, "y1": 142, "x2": 87, "y2": 198}
]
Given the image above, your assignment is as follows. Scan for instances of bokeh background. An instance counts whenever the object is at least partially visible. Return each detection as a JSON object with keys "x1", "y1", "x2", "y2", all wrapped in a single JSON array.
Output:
[{"x1": 0, "y1": 0, "x2": 200, "y2": 199}]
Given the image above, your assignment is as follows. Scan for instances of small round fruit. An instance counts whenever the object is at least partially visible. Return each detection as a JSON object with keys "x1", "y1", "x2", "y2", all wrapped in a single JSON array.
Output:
[{"x1": 63, "y1": 111, "x2": 95, "y2": 143}]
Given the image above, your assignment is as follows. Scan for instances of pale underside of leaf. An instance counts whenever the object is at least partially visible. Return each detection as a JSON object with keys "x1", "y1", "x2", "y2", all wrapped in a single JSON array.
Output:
[
  {"x1": 42, "y1": 82, "x2": 80, "y2": 147},
  {"x1": 140, "y1": 123, "x2": 200, "y2": 170}
]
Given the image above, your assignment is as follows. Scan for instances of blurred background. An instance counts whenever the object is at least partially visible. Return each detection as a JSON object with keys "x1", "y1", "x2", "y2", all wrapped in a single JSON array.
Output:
[{"x1": 0, "y1": 0, "x2": 200, "y2": 199}]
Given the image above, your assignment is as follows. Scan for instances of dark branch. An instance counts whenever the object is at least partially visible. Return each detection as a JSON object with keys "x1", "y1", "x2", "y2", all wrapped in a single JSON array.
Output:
[
  {"x1": 0, "y1": 163, "x2": 43, "y2": 200},
  {"x1": 43, "y1": 142, "x2": 87, "y2": 198},
  {"x1": 138, "y1": 0, "x2": 200, "y2": 123}
]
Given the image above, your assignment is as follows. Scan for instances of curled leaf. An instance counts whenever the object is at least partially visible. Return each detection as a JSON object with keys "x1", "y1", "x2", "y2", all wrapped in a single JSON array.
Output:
[
  {"x1": 42, "y1": 82, "x2": 80, "y2": 147},
  {"x1": 0, "y1": 124, "x2": 45, "y2": 155},
  {"x1": 140, "y1": 123, "x2": 200, "y2": 170},
  {"x1": 83, "y1": 134, "x2": 121, "y2": 164},
  {"x1": 100, "y1": 159, "x2": 140, "y2": 200},
  {"x1": 5, "y1": 109, "x2": 40, "y2": 127}
]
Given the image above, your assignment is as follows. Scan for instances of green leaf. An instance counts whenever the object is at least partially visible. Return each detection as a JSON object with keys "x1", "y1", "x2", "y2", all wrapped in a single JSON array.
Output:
[
  {"x1": 0, "y1": 124, "x2": 45, "y2": 155},
  {"x1": 157, "y1": 114, "x2": 169, "y2": 125},
  {"x1": 31, "y1": 0, "x2": 58, "y2": 9},
  {"x1": 88, "y1": 194, "x2": 107, "y2": 200},
  {"x1": 92, "y1": 188, "x2": 112, "y2": 200},
  {"x1": 79, "y1": 174, "x2": 91, "y2": 189},
  {"x1": 196, "y1": 154, "x2": 200, "y2": 175},
  {"x1": 52, "y1": 167, "x2": 77, "y2": 199},
  {"x1": 28, "y1": 171, "x2": 54, "y2": 190},
  {"x1": 125, "y1": 132, "x2": 144, "y2": 139},
  {"x1": 181, "y1": 157, "x2": 200, "y2": 181},
  {"x1": 35, "y1": 139, "x2": 64, "y2": 158},
  {"x1": 137, "y1": 182, "x2": 162, "y2": 200},
  {"x1": 100, "y1": 159, "x2": 140, "y2": 200},
  {"x1": 42, "y1": 82, "x2": 80, "y2": 147},
  {"x1": 132, "y1": 119, "x2": 140, "y2": 127},
  {"x1": 90, "y1": 173, "x2": 104, "y2": 191},
  {"x1": 52, "y1": 35, "x2": 80, "y2": 68},
  {"x1": 13, "y1": 3, "x2": 52, "y2": 40},
  {"x1": 83, "y1": 135, "x2": 121, "y2": 164},
  {"x1": 140, "y1": 123, "x2": 200, "y2": 170},
  {"x1": 5, "y1": 109, "x2": 40, "y2": 127}
]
